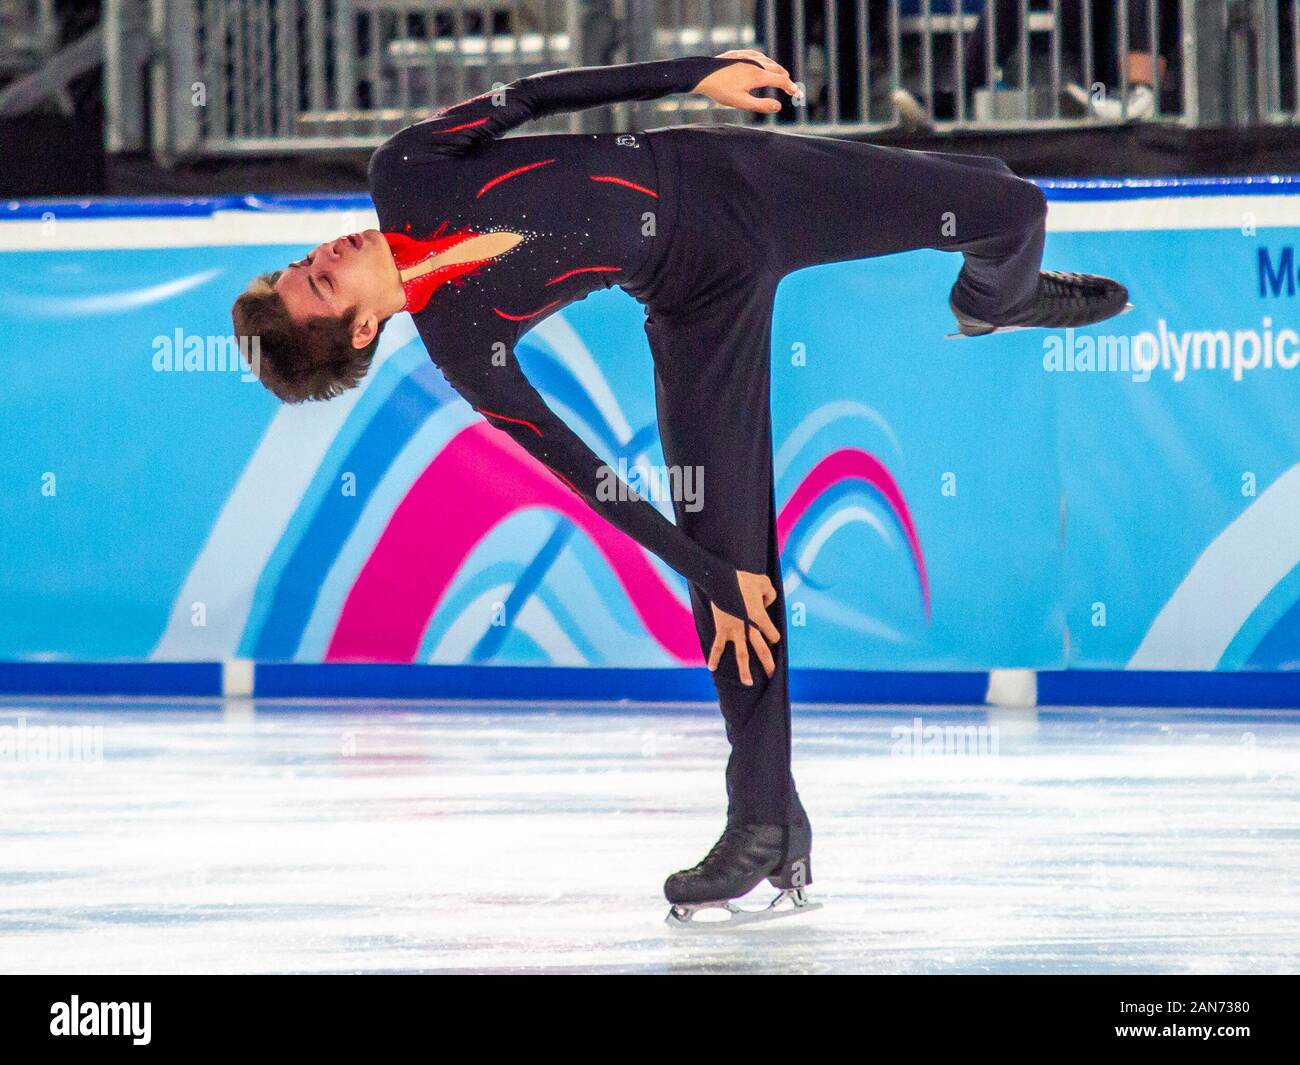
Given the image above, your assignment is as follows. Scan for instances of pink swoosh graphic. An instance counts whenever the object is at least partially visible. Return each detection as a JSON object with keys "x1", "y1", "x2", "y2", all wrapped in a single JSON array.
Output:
[
  {"x1": 326, "y1": 423, "x2": 702, "y2": 663},
  {"x1": 777, "y1": 448, "x2": 930, "y2": 618}
]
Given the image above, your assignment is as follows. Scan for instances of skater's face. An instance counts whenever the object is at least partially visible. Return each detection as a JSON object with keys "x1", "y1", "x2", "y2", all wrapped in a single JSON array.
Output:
[{"x1": 275, "y1": 229, "x2": 397, "y2": 348}]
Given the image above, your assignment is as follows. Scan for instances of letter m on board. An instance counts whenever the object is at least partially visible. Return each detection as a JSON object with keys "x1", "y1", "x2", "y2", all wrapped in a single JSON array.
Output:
[{"x1": 1259, "y1": 246, "x2": 1295, "y2": 297}]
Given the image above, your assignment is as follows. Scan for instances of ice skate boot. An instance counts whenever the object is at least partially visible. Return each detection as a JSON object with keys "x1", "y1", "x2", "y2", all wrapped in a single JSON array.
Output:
[
  {"x1": 664, "y1": 822, "x2": 820, "y2": 929},
  {"x1": 948, "y1": 271, "x2": 1131, "y2": 338}
]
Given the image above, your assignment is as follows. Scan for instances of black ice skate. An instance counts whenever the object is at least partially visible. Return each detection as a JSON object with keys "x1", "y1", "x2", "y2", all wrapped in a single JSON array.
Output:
[
  {"x1": 664, "y1": 823, "x2": 820, "y2": 929},
  {"x1": 947, "y1": 271, "x2": 1131, "y2": 338}
]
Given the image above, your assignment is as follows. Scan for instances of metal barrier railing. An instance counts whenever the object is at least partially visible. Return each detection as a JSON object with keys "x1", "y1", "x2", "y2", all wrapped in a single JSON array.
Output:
[
  {"x1": 1254, "y1": 0, "x2": 1300, "y2": 122},
  {"x1": 0, "y1": 0, "x2": 59, "y2": 83},
  {"x1": 104, "y1": 0, "x2": 1300, "y2": 159},
  {"x1": 191, "y1": 0, "x2": 587, "y2": 151},
  {"x1": 751, "y1": 0, "x2": 1185, "y2": 130}
]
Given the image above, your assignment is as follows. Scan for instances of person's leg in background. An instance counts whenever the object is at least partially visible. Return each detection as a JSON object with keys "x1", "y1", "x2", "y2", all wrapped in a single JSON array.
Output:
[
  {"x1": 791, "y1": 0, "x2": 871, "y2": 124},
  {"x1": 892, "y1": 0, "x2": 1026, "y2": 128},
  {"x1": 754, "y1": 0, "x2": 798, "y2": 122},
  {"x1": 1072, "y1": 0, "x2": 1182, "y2": 119},
  {"x1": 962, "y1": 0, "x2": 1025, "y2": 98},
  {"x1": 1125, "y1": 0, "x2": 1182, "y2": 112},
  {"x1": 754, "y1": 0, "x2": 870, "y2": 123}
]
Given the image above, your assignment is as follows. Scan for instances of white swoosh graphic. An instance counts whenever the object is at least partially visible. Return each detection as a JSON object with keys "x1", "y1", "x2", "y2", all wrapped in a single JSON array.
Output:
[
  {"x1": 3, "y1": 269, "x2": 223, "y2": 316},
  {"x1": 429, "y1": 585, "x2": 584, "y2": 665},
  {"x1": 532, "y1": 315, "x2": 632, "y2": 442},
  {"x1": 151, "y1": 316, "x2": 419, "y2": 660},
  {"x1": 775, "y1": 400, "x2": 902, "y2": 481},
  {"x1": 798, "y1": 505, "x2": 896, "y2": 574},
  {"x1": 1129, "y1": 462, "x2": 1300, "y2": 669}
]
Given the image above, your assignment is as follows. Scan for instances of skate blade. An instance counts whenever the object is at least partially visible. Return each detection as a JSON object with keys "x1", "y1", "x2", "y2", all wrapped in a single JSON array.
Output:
[
  {"x1": 664, "y1": 888, "x2": 823, "y2": 931},
  {"x1": 945, "y1": 325, "x2": 1029, "y2": 339},
  {"x1": 946, "y1": 302, "x2": 1134, "y2": 339}
]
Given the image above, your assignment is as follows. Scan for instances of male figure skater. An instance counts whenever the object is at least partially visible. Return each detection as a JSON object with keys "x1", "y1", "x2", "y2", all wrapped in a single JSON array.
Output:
[{"x1": 232, "y1": 51, "x2": 1127, "y2": 924}]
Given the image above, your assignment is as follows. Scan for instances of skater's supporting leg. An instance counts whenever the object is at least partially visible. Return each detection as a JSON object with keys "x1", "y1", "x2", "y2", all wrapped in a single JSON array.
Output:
[
  {"x1": 645, "y1": 269, "x2": 807, "y2": 834},
  {"x1": 646, "y1": 270, "x2": 815, "y2": 918}
]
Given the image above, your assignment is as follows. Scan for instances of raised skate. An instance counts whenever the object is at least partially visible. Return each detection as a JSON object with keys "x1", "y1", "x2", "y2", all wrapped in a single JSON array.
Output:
[{"x1": 947, "y1": 270, "x2": 1131, "y2": 338}]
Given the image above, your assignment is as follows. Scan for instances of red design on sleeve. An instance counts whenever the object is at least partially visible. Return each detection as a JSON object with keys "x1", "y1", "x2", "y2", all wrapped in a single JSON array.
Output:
[
  {"x1": 427, "y1": 116, "x2": 491, "y2": 134},
  {"x1": 493, "y1": 300, "x2": 561, "y2": 322},
  {"x1": 548, "y1": 468, "x2": 581, "y2": 495},
  {"x1": 477, "y1": 408, "x2": 542, "y2": 437},
  {"x1": 477, "y1": 408, "x2": 580, "y2": 493}
]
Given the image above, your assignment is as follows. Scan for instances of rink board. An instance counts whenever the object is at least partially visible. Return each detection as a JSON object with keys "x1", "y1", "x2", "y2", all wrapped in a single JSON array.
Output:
[{"x1": 2, "y1": 175, "x2": 1300, "y2": 700}]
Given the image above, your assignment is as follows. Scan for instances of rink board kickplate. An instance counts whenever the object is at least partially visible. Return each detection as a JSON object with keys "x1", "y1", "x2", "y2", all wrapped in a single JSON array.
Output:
[{"x1": 945, "y1": 302, "x2": 1136, "y2": 339}]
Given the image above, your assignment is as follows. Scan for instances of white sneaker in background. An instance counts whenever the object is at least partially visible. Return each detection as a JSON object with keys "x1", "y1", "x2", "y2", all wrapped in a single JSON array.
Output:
[
  {"x1": 889, "y1": 88, "x2": 934, "y2": 132},
  {"x1": 1065, "y1": 82, "x2": 1157, "y2": 121}
]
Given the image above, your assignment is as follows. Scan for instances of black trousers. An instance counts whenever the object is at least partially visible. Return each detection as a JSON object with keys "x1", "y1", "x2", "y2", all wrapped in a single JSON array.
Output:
[{"x1": 637, "y1": 124, "x2": 1046, "y2": 827}]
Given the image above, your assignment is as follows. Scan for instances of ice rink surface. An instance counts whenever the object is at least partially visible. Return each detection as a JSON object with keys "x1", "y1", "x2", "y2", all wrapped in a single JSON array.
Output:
[{"x1": 2, "y1": 698, "x2": 1299, "y2": 974}]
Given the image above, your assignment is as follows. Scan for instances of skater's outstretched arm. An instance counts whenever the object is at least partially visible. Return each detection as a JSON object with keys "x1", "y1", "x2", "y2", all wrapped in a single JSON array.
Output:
[
  {"x1": 420, "y1": 312, "x2": 780, "y2": 641},
  {"x1": 409, "y1": 52, "x2": 797, "y2": 155}
]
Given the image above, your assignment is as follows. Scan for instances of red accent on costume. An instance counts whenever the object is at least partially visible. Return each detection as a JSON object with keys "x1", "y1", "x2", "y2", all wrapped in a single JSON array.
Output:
[
  {"x1": 545, "y1": 265, "x2": 622, "y2": 286},
  {"x1": 548, "y1": 468, "x2": 581, "y2": 495},
  {"x1": 478, "y1": 411, "x2": 579, "y2": 493},
  {"x1": 493, "y1": 300, "x2": 561, "y2": 322},
  {"x1": 384, "y1": 226, "x2": 492, "y2": 314},
  {"x1": 477, "y1": 408, "x2": 542, "y2": 437},
  {"x1": 588, "y1": 175, "x2": 658, "y2": 198},
  {"x1": 428, "y1": 116, "x2": 492, "y2": 134},
  {"x1": 442, "y1": 93, "x2": 489, "y2": 112},
  {"x1": 478, "y1": 159, "x2": 556, "y2": 198}
]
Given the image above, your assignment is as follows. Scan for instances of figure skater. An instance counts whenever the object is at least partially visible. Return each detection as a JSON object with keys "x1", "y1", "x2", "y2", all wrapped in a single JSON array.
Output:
[{"x1": 232, "y1": 50, "x2": 1127, "y2": 924}]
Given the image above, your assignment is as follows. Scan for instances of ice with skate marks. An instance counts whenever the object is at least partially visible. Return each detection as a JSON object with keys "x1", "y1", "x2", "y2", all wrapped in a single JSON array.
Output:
[
  {"x1": 664, "y1": 860, "x2": 823, "y2": 931},
  {"x1": 945, "y1": 302, "x2": 1135, "y2": 339}
]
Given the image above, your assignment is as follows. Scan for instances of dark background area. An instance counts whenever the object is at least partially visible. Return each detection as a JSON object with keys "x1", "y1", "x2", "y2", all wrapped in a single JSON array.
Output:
[
  {"x1": 3, "y1": 0, "x2": 1299, "y2": 198},
  {"x1": 88, "y1": 123, "x2": 1300, "y2": 198},
  {"x1": 7, "y1": 120, "x2": 1296, "y2": 200},
  {"x1": 0, "y1": 0, "x2": 105, "y2": 196}
]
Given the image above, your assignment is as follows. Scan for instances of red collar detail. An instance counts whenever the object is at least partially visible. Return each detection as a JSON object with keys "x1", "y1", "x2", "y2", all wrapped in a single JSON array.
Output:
[{"x1": 384, "y1": 224, "x2": 489, "y2": 314}]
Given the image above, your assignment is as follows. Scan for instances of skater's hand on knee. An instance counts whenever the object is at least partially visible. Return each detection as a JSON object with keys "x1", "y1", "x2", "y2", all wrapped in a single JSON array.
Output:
[
  {"x1": 707, "y1": 571, "x2": 780, "y2": 686},
  {"x1": 694, "y1": 52, "x2": 799, "y2": 114},
  {"x1": 737, "y1": 570, "x2": 781, "y2": 646}
]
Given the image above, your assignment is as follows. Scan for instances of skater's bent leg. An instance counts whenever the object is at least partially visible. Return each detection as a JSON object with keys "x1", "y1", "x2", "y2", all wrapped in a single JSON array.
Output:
[
  {"x1": 645, "y1": 274, "x2": 807, "y2": 832},
  {"x1": 945, "y1": 167, "x2": 1046, "y2": 324},
  {"x1": 700, "y1": 128, "x2": 1047, "y2": 323},
  {"x1": 750, "y1": 136, "x2": 1127, "y2": 332}
]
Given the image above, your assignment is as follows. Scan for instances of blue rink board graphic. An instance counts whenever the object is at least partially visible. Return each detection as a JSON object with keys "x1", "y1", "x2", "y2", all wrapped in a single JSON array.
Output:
[{"x1": 2, "y1": 175, "x2": 1300, "y2": 702}]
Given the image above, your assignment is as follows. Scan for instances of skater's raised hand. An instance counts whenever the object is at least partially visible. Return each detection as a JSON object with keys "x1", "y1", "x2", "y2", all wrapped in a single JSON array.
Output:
[
  {"x1": 707, "y1": 570, "x2": 781, "y2": 686},
  {"x1": 693, "y1": 50, "x2": 799, "y2": 115}
]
